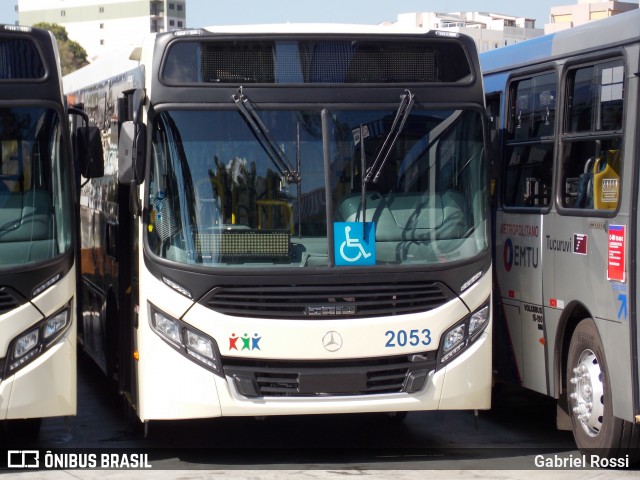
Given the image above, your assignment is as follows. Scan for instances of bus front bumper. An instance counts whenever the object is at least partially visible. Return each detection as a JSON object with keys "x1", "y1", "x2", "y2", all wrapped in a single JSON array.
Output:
[{"x1": 135, "y1": 325, "x2": 491, "y2": 421}]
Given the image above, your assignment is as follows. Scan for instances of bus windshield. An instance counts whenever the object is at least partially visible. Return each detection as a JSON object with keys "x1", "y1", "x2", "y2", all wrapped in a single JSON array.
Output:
[
  {"x1": 0, "y1": 107, "x2": 72, "y2": 268},
  {"x1": 148, "y1": 107, "x2": 487, "y2": 268}
]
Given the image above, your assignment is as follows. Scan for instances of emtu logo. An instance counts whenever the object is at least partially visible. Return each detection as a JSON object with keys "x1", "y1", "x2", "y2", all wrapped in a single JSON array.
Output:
[{"x1": 503, "y1": 238, "x2": 513, "y2": 272}]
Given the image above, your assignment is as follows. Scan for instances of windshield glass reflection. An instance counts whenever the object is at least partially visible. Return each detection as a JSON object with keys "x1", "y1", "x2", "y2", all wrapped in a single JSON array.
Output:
[{"x1": 147, "y1": 108, "x2": 487, "y2": 268}]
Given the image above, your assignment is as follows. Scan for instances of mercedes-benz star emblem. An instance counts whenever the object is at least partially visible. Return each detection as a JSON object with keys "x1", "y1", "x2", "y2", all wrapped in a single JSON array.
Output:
[{"x1": 322, "y1": 331, "x2": 343, "y2": 352}]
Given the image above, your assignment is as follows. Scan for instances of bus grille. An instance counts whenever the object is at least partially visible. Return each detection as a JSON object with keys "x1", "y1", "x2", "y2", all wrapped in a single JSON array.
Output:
[
  {"x1": 223, "y1": 353, "x2": 436, "y2": 398},
  {"x1": 0, "y1": 287, "x2": 21, "y2": 316},
  {"x1": 202, "y1": 281, "x2": 453, "y2": 319}
]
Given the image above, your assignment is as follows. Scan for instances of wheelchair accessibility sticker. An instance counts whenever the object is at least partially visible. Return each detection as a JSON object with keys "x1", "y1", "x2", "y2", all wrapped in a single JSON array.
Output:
[{"x1": 334, "y1": 222, "x2": 376, "y2": 266}]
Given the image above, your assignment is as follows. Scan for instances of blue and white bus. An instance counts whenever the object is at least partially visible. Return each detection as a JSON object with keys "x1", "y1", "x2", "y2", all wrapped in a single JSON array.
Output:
[{"x1": 482, "y1": 9, "x2": 640, "y2": 458}]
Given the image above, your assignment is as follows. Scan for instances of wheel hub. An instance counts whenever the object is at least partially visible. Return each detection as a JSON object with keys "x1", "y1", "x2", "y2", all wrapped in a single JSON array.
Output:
[{"x1": 569, "y1": 349, "x2": 604, "y2": 437}]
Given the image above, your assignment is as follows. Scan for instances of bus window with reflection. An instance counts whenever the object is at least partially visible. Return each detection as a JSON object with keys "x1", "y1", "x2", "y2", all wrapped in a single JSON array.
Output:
[
  {"x1": 503, "y1": 72, "x2": 556, "y2": 209},
  {"x1": 561, "y1": 61, "x2": 623, "y2": 211}
]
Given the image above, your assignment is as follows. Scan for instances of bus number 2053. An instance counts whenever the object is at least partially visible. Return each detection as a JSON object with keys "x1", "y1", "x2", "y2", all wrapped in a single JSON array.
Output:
[{"x1": 385, "y1": 329, "x2": 432, "y2": 348}]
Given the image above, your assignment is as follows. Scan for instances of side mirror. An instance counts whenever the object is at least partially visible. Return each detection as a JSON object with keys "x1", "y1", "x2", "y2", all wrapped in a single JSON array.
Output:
[
  {"x1": 132, "y1": 88, "x2": 145, "y2": 125},
  {"x1": 77, "y1": 126, "x2": 104, "y2": 179},
  {"x1": 118, "y1": 120, "x2": 146, "y2": 185}
]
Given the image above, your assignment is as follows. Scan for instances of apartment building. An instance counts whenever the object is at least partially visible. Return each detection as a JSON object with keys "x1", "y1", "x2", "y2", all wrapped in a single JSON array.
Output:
[
  {"x1": 18, "y1": 0, "x2": 186, "y2": 61},
  {"x1": 390, "y1": 11, "x2": 544, "y2": 53},
  {"x1": 545, "y1": 0, "x2": 637, "y2": 33}
]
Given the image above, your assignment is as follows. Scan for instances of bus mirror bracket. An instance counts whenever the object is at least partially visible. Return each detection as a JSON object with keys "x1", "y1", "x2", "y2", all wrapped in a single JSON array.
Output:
[
  {"x1": 118, "y1": 120, "x2": 146, "y2": 186},
  {"x1": 118, "y1": 88, "x2": 147, "y2": 186},
  {"x1": 132, "y1": 88, "x2": 145, "y2": 125}
]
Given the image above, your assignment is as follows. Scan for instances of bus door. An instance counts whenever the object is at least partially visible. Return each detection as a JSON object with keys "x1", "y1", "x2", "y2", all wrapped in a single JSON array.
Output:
[
  {"x1": 74, "y1": 106, "x2": 109, "y2": 373},
  {"x1": 494, "y1": 72, "x2": 557, "y2": 395},
  {"x1": 496, "y1": 213, "x2": 548, "y2": 394}
]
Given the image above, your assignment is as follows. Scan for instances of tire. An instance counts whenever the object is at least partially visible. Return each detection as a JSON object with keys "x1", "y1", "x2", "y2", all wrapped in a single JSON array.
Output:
[{"x1": 566, "y1": 318, "x2": 640, "y2": 461}]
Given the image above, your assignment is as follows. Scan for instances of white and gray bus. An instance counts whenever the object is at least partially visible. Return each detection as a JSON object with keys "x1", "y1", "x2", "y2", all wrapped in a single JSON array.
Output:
[
  {"x1": 65, "y1": 24, "x2": 491, "y2": 430},
  {"x1": 482, "y1": 10, "x2": 640, "y2": 458},
  {"x1": 0, "y1": 24, "x2": 100, "y2": 438}
]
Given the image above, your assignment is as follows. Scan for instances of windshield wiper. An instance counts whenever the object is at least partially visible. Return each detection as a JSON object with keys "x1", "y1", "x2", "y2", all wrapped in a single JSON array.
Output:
[
  {"x1": 357, "y1": 90, "x2": 414, "y2": 226},
  {"x1": 232, "y1": 86, "x2": 301, "y2": 184},
  {"x1": 364, "y1": 89, "x2": 415, "y2": 184}
]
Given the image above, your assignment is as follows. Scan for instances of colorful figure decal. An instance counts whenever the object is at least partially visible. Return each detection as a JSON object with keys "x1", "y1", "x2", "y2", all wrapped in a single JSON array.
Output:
[{"x1": 229, "y1": 333, "x2": 262, "y2": 351}]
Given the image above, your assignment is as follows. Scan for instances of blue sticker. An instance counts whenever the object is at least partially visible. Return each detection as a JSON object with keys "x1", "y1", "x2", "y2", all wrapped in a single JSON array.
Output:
[
  {"x1": 334, "y1": 222, "x2": 376, "y2": 266},
  {"x1": 618, "y1": 293, "x2": 628, "y2": 321}
]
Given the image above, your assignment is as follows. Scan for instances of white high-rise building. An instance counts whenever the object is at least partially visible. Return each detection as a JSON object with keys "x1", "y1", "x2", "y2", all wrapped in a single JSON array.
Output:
[
  {"x1": 18, "y1": 0, "x2": 186, "y2": 62},
  {"x1": 389, "y1": 11, "x2": 544, "y2": 53}
]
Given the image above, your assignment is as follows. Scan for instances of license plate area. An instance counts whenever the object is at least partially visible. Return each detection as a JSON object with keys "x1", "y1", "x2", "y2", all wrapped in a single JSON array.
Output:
[{"x1": 298, "y1": 372, "x2": 367, "y2": 394}]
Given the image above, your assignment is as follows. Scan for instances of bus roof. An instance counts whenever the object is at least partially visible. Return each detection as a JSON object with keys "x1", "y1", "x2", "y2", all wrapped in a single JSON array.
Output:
[
  {"x1": 200, "y1": 23, "x2": 431, "y2": 35},
  {"x1": 0, "y1": 23, "x2": 64, "y2": 103},
  {"x1": 63, "y1": 44, "x2": 139, "y2": 93},
  {"x1": 480, "y1": 8, "x2": 640, "y2": 75}
]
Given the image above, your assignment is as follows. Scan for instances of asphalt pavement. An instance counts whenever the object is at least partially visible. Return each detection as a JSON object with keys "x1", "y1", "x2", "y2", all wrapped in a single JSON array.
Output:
[{"x1": 5, "y1": 469, "x2": 640, "y2": 480}]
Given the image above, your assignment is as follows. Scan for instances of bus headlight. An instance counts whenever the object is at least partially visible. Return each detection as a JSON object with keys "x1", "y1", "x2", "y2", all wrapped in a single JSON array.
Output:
[
  {"x1": 14, "y1": 330, "x2": 40, "y2": 360},
  {"x1": 149, "y1": 303, "x2": 223, "y2": 377},
  {"x1": 441, "y1": 324, "x2": 466, "y2": 363},
  {"x1": 44, "y1": 310, "x2": 70, "y2": 340},
  {"x1": 185, "y1": 330, "x2": 217, "y2": 370},
  {"x1": 438, "y1": 300, "x2": 490, "y2": 366},
  {"x1": 469, "y1": 305, "x2": 490, "y2": 339},
  {"x1": 153, "y1": 310, "x2": 182, "y2": 345},
  {"x1": 3, "y1": 305, "x2": 71, "y2": 379}
]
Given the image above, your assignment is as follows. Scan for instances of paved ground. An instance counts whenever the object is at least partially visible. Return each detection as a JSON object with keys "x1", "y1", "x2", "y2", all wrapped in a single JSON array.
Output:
[{"x1": 6, "y1": 469, "x2": 640, "y2": 480}]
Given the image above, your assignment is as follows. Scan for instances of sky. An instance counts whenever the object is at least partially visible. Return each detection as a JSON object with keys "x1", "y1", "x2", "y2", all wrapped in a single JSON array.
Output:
[{"x1": 0, "y1": 1, "x2": 566, "y2": 29}]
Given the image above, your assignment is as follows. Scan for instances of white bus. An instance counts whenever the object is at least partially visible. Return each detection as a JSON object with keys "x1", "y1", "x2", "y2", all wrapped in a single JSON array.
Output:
[
  {"x1": 65, "y1": 24, "x2": 491, "y2": 430},
  {"x1": 482, "y1": 10, "x2": 640, "y2": 458},
  {"x1": 0, "y1": 24, "x2": 100, "y2": 439}
]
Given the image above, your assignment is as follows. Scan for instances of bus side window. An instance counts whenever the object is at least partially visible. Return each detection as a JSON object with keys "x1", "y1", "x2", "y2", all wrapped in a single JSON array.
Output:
[
  {"x1": 561, "y1": 60, "x2": 624, "y2": 211},
  {"x1": 485, "y1": 94, "x2": 501, "y2": 203},
  {"x1": 562, "y1": 143, "x2": 622, "y2": 210},
  {"x1": 503, "y1": 72, "x2": 555, "y2": 209},
  {"x1": 503, "y1": 144, "x2": 553, "y2": 208}
]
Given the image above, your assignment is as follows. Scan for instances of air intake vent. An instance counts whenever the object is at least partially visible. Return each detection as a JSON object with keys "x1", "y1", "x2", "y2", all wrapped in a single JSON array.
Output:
[
  {"x1": 0, "y1": 287, "x2": 22, "y2": 315},
  {"x1": 201, "y1": 280, "x2": 453, "y2": 319},
  {"x1": 0, "y1": 38, "x2": 46, "y2": 80},
  {"x1": 224, "y1": 352, "x2": 436, "y2": 397},
  {"x1": 162, "y1": 39, "x2": 472, "y2": 85}
]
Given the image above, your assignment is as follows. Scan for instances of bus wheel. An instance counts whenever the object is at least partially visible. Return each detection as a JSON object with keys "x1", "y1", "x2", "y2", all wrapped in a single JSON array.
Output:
[{"x1": 566, "y1": 318, "x2": 625, "y2": 455}]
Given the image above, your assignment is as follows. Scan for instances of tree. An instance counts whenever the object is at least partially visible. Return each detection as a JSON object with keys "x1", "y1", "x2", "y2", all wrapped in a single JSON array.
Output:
[{"x1": 32, "y1": 22, "x2": 89, "y2": 75}]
